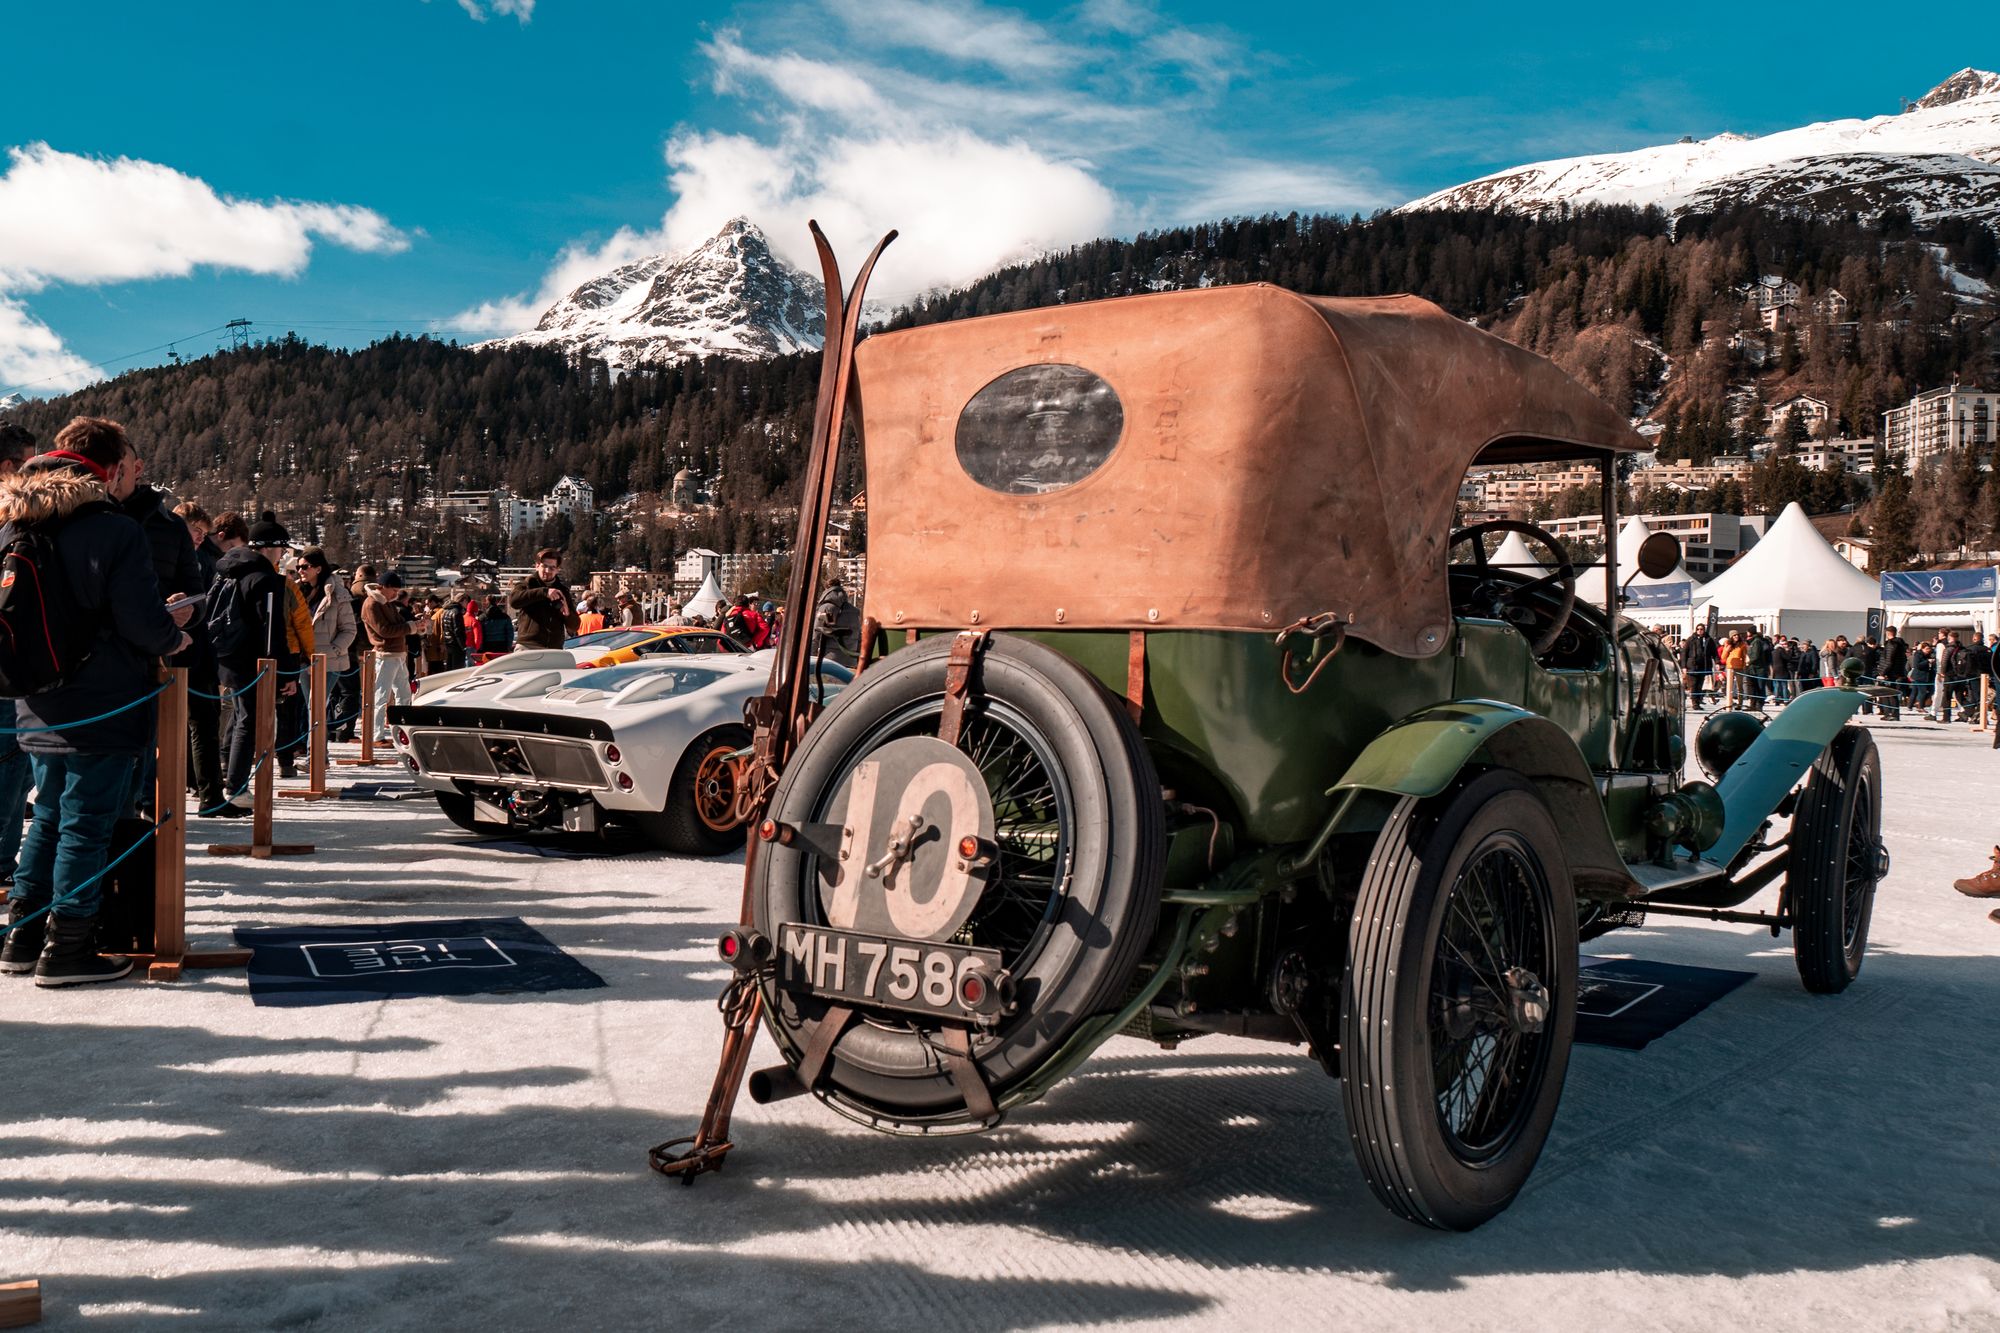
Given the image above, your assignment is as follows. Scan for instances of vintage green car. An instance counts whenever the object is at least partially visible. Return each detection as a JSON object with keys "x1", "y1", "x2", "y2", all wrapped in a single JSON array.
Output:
[{"x1": 737, "y1": 284, "x2": 1886, "y2": 1230}]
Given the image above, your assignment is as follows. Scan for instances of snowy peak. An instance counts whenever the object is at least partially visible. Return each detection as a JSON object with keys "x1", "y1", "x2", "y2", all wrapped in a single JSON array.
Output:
[
  {"x1": 1912, "y1": 69, "x2": 2000, "y2": 111},
  {"x1": 1403, "y1": 69, "x2": 2000, "y2": 224},
  {"x1": 484, "y1": 218, "x2": 824, "y2": 373}
]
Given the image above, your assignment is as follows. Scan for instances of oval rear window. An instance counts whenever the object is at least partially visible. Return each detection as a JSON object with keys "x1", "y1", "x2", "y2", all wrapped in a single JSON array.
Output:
[{"x1": 954, "y1": 363, "x2": 1123, "y2": 495}]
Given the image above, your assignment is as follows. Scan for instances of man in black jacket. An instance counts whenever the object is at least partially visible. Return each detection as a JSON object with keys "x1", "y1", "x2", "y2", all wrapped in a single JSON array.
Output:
[
  {"x1": 119, "y1": 461, "x2": 206, "y2": 816},
  {"x1": 0, "y1": 418, "x2": 191, "y2": 986},
  {"x1": 211, "y1": 514, "x2": 302, "y2": 814},
  {"x1": 1680, "y1": 625, "x2": 1717, "y2": 710},
  {"x1": 508, "y1": 548, "x2": 579, "y2": 650}
]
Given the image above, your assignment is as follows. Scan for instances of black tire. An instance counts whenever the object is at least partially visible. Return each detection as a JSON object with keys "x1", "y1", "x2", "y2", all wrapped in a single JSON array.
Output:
[
  {"x1": 637, "y1": 725, "x2": 753, "y2": 856},
  {"x1": 753, "y1": 632, "x2": 1164, "y2": 1126},
  {"x1": 1789, "y1": 726, "x2": 1882, "y2": 994},
  {"x1": 1342, "y1": 770, "x2": 1578, "y2": 1231},
  {"x1": 434, "y1": 791, "x2": 488, "y2": 834}
]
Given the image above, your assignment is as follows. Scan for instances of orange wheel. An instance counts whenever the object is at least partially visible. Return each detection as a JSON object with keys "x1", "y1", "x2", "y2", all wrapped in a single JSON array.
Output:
[{"x1": 693, "y1": 743, "x2": 745, "y2": 833}]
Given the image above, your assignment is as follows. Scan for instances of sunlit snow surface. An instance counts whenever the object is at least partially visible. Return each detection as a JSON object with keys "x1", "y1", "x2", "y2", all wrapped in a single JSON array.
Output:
[
  {"x1": 4, "y1": 716, "x2": 2000, "y2": 1330},
  {"x1": 1405, "y1": 71, "x2": 2000, "y2": 224}
]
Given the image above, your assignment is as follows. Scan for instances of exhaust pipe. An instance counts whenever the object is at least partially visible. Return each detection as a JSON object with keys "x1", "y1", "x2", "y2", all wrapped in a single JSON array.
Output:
[{"x1": 747, "y1": 1065, "x2": 808, "y2": 1104}]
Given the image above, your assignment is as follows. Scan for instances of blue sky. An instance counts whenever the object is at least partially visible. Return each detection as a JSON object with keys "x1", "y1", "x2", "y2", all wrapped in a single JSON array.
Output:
[{"x1": 1, "y1": 0, "x2": 1993, "y2": 396}]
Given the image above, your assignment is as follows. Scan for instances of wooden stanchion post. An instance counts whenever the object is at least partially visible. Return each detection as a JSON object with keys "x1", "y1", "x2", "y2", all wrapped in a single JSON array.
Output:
[
  {"x1": 146, "y1": 667, "x2": 249, "y2": 980},
  {"x1": 208, "y1": 659, "x2": 313, "y2": 859},
  {"x1": 0, "y1": 1279, "x2": 40, "y2": 1329},
  {"x1": 281, "y1": 653, "x2": 331, "y2": 799},
  {"x1": 337, "y1": 652, "x2": 391, "y2": 766}
]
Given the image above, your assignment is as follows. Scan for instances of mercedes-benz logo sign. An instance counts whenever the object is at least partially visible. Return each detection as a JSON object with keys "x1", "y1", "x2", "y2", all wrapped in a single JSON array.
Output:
[{"x1": 1929, "y1": 575, "x2": 1946, "y2": 595}]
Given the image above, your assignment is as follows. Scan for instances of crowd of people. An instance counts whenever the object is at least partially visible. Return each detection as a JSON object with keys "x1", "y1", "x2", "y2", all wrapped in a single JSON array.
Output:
[
  {"x1": 0, "y1": 414, "x2": 871, "y2": 990},
  {"x1": 1666, "y1": 622, "x2": 2000, "y2": 719}
]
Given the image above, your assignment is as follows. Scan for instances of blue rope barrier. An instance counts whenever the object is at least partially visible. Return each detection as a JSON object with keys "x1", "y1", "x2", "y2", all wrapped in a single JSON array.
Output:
[
  {"x1": 0, "y1": 683, "x2": 169, "y2": 737},
  {"x1": 188, "y1": 666, "x2": 270, "y2": 702}
]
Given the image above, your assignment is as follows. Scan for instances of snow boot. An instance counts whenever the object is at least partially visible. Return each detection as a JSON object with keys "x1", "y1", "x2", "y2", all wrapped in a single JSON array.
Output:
[
  {"x1": 1953, "y1": 847, "x2": 2000, "y2": 898},
  {"x1": 33, "y1": 913, "x2": 133, "y2": 988},
  {"x1": 1, "y1": 898, "x2": 46, "y2": 975}
]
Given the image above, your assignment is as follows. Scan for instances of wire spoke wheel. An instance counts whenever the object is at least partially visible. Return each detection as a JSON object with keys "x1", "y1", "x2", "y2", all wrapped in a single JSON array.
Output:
[
  {"x1": 1343, "y1": 770, "x2": 1577, "y2": 1231},
  {"x1": 1428, "y1": 839, "x2": 1555, "y2": 1163},
  {"x1": 752, "y1": 633, "x2": 1162, "y2": 1127}
]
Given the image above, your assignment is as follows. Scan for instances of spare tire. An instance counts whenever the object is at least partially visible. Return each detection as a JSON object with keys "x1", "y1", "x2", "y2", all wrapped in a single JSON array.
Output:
[{"x1": 752, "y1": 632, "x2": 1164, "y2": 1127}]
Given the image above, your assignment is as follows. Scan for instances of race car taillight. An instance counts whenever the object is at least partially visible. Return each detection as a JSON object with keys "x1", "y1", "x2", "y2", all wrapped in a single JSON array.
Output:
[
  {"x1": 615, "y1": 772, "x2": 634, "y2": 791},
  {"x1": 603, "y1": 743, "x2": 622, "y2": 765},
  {"x1": 394, "y1": 727, "x2": 409, "y2": 747}
]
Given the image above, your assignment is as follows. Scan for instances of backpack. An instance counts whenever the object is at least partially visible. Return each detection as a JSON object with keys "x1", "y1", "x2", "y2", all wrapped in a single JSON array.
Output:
[
  {"x1": 0, "y1": 503, "x2": 113, "y2": 697},
  {"x1": 206, "y1": 574, "x2": 254, "y2": 666},
  {"x1": 722, "y1": 605, "x2": 752, "y2": 645}
]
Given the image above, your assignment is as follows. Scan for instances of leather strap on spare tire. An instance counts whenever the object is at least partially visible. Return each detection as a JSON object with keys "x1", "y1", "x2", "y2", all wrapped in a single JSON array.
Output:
[
  {"x1": 752, "y1": 631, "x2": 1165, "y2": 1130},
  {"x1": 937, "y1": 630, "x2": 988, "y2": 748}
]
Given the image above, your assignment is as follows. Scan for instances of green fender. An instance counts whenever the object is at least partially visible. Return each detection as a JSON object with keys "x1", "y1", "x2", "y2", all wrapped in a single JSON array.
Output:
[
  {"x1": 1330, "y1": 700, "x2": 1635, "y2": 898},
  {"x1": 1707, "y1": 687, "x2": 1866, "y2": 867}
]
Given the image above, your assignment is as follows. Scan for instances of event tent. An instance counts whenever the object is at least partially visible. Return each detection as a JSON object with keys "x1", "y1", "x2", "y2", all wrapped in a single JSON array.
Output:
[
  {"x1": 684, "y1": 572, "x2": 725, "y2": 621},
  {"x1": 1577, "y1": 517, "x2": 1704, "y2": 630},
  {"x1": 1490, "y1": 529, "x2": 1550, "y2": 576},
  {"x1": 1691, "y1": 502, "x2": 1880, "y2": 643}
]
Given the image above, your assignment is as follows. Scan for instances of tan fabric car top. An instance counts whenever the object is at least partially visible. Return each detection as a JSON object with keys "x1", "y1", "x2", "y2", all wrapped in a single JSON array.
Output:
[{"x1": 853, "y1": 284, "x2": 1644, "y2": 659}]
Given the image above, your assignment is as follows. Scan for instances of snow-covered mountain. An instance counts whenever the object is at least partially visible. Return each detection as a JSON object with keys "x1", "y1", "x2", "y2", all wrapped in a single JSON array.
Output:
[
  {"x1": 483, "y1": 218, "x2": 824, "y2": 372},
  {"x1": 1403, "y1": 69, "x2": 2000, "y2": 223},
  {"x1": 0, "y1": 393, "x2": 24, "y2": 413}
]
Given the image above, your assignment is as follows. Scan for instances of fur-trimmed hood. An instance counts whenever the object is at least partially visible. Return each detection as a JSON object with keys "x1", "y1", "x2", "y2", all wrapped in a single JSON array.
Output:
[{"x1": 0, "y1": 458, "x2": 110, "y2": 525}]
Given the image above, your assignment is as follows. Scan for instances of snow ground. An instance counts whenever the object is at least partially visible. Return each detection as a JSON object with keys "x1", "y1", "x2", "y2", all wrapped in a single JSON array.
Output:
[{"x1": 4, "y1": 718, "x2": 2000, "y2": 1331}]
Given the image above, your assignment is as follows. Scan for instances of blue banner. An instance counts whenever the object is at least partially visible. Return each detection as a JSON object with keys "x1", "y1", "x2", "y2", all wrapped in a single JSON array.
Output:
[
  {"x1": 1626, "y1": 582, "x2": 1693, "y2": 609},
  {"x1": 1880, "y1": 567, "x2": 2000, "y2": 603}
]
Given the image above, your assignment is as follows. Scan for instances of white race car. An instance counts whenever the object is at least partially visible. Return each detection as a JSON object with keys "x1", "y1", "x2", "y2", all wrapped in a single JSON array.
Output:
[{"x1": 387, "y1": 653, "x2": 852, "y2": 855}]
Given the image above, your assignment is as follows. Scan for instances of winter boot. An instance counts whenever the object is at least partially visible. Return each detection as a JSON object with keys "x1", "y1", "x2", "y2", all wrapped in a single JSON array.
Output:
[
  {"x1": 1, "y1": 898, "x2": 46, "y2": 975},
  {"x1": 1953, "y1": 847, "x2": 2000, "y2": 898},
  {"x1": 33, "y1": 913, "x2": 133, "y2": 988}
]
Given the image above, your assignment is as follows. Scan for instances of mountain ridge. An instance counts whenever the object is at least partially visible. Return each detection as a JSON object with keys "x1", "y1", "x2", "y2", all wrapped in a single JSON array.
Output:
[
  {"x1": 481, "y1": 217, "x2": 824, "y2": 372},
  {"x1": 1403, "y1": 69, "x2": 2000, "y2": 223}
]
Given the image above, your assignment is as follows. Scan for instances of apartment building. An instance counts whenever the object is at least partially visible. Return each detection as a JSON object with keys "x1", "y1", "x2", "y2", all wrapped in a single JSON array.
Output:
[{"x1": 1881, "y1": 384, "x2": 2000, "y2": 465}]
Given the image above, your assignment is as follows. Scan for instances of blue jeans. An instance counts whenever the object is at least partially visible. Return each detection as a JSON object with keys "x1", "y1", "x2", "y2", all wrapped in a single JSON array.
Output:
[{"x1": 11, "y1": 752, "x2": 137, "y2": 921}]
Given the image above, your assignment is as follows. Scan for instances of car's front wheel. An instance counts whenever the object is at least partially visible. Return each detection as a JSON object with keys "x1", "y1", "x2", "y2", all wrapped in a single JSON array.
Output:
[
  {"x1": 1341, "y1": 770, "x2": 1578, "y2": 1231},
  {"x1": 1789, "y1": 726, "x2": 1883, "y2": 994}
]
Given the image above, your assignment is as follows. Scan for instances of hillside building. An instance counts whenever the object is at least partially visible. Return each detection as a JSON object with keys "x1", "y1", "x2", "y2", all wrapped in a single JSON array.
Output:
[
  {"x1": 1545, "y1": 511, "x2": 1767, "y2": 579},
  {"x1": 1882, "y1": 384, "x2": 1999, "y2": 465},
  {"x1": 1628, "y1": 457, "x2": 1753, "y2": 493}
]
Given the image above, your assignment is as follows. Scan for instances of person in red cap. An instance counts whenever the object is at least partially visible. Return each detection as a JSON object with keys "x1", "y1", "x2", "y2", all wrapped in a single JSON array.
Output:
[{"x1": 0, "y1": 417, "x2": 192, "y2": 987}]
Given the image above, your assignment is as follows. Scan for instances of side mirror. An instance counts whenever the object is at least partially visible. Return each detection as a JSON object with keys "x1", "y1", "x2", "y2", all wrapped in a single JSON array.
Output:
[{"x1": 1636, "y1": 531, "x2": 1682, "y2": 580}]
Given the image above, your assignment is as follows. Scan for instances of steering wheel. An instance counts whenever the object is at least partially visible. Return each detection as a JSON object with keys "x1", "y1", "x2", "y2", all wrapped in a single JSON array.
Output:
[{"x1": 1448, "y1": 520, "x2": 1578, "y2": 656}]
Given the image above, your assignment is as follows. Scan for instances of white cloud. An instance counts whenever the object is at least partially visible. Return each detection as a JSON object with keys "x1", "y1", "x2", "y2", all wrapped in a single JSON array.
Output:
[
  {"x1": 456, "y1": 0, "x2": 534, "y2": 22},
  {"x1": 456, "y1": 1, "x2": 1384, "y2": 333},
  {"x1": 827, "y1": 0, "x2": 1075, "y2": 74},
  {"x1": 0, "y1": 298, "x2": 97, "y2": 394},
  {"x1": 0, "y1": 144, "x2": 406, "y2": 392}
]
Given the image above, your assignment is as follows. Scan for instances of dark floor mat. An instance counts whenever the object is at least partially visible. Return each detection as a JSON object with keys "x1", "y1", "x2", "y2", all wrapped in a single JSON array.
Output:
[
  {"x1": 234, "y1": 916, "x2": 605, "y2": 1007},
  {"x1": 1576, "y1": 958, "x2": 1754, "y2": 1050}
]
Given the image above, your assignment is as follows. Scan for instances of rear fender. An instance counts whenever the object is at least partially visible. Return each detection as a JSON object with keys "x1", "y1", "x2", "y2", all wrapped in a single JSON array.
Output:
[
  {"x1": 1708, "y1": 688, "x2": 1866, "y2": 867},
  {"x1": 1331, "y1": 701, "x2": 1633, "y2": 899}
]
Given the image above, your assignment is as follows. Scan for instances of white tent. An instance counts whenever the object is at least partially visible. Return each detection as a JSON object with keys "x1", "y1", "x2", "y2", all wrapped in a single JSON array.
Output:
[
  {"x1": 1490, "y1": 529, "x2": 1550, "y2": 576},
  {"x1": 1577, "y1": 516, "x2": 1704, "y2": 630},
  {"x1": 1691, "y1": 502, "x2": 1879, "y2": 643},
  {"x1": 684, "y1": 572, "x2": 725, "y2": 621}
]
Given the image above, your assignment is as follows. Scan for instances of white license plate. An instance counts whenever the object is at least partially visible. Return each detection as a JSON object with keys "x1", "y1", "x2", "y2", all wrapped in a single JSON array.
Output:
[{"x1": 777, "y1": 923, "x2": 1001, "y2": 1019}]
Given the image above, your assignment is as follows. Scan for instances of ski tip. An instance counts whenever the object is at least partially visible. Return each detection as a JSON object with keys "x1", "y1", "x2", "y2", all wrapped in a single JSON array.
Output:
[{"x1": 808, "y1": 219, "x2": 828, "y2": 242}]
